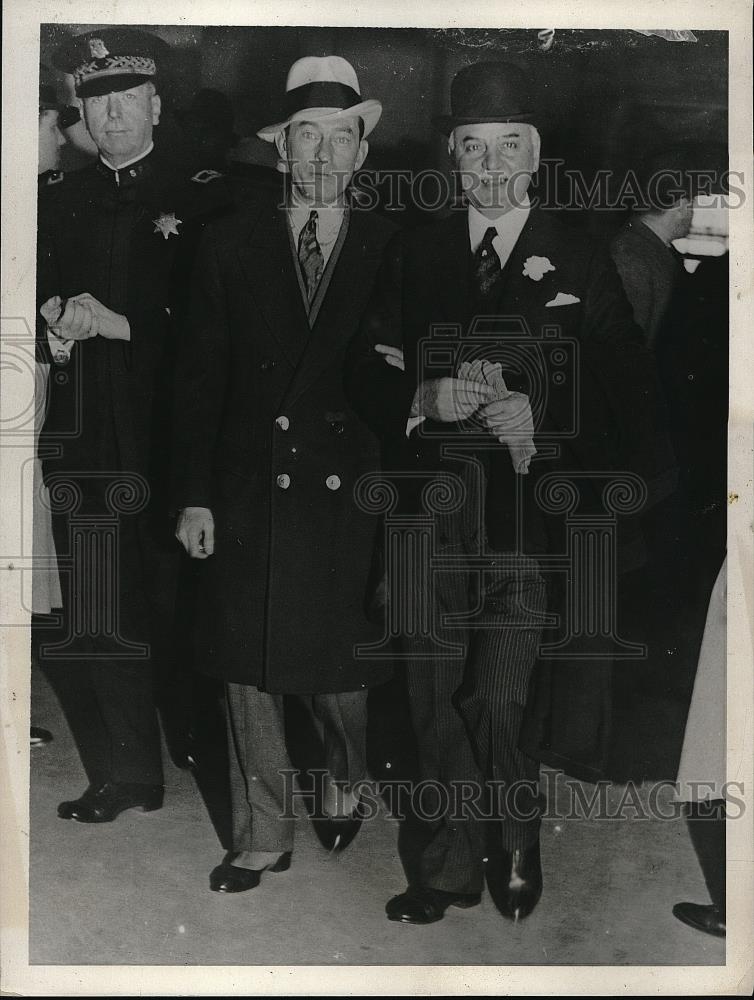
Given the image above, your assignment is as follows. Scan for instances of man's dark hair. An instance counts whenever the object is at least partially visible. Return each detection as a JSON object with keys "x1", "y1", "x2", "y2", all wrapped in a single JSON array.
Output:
[{"x1": 636, "y1": 146, "x2": 695, "y2": 213}]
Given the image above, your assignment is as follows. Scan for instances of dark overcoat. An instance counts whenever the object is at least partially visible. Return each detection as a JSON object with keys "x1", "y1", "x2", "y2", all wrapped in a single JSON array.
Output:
[
  {"x1": 36, "y1": 148, "x2": 235, "y2": 653},
  {"x1": 345, "y1": 205, "x2": 677, "y2": 778},
  {"x1": 172, "y1": 194, "x2": 397, "y2": 694}
]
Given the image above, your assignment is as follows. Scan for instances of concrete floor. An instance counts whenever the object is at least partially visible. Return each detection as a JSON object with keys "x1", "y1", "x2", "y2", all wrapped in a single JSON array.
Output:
[{"x1": 29, "y1": 667, "x2": 725, "y2": 967}]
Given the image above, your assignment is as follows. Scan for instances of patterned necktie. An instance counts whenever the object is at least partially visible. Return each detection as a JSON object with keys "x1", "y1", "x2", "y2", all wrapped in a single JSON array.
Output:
[
  {"x1": 298, "y1": 209, "x2": 325, "y2": 304},
  {"x1": 473, "y1": 225, "x2": 503, "y2": 298}
]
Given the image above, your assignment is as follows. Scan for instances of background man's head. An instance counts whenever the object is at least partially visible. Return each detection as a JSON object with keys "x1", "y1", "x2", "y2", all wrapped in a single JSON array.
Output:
[
  {"x1": 38, "y1": 75, "x2": 80, "y2": 175},
  {"x1": 38, "y1": 107, "x2": 65, "y2": 175},
  {"x1": 53, "y1": 28, "x2": 168, "y2": 166},
  {"x1": 635, "y1": 147, "x2": 697, "y2": 243},
  {"x1": 435, "y1": 61, "x2": 541, "y2": 218},
  {"x1": 257, "y1": 55, "x2": 381, "y2": 206}
]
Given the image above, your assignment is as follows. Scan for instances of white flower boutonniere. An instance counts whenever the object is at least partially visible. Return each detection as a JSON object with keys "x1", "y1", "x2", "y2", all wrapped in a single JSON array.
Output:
[{"x1": 523, "y1": 255, "x2": 555, "y2": 281}]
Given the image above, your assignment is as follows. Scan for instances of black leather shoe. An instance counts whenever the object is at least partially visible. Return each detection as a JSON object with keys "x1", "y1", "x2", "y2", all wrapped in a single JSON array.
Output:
[
  {"x1": 30, "y1": 727, "x2": 53, "y2": 746},
  {"x1": 672, "y1": 902, "x2": 726, "y2": 937},
  {"x1": 485, "y1": 839, "x2": 543, "y2": 921},
  {"x1": 57, "y1": 782, "x2": 164, "y2": 823},
  {"x1": 210, "y1": 852, "x2": 291, "y2": 893},
  {"x1": 168, "y1": 731, "x2": 198, "y2": 770},
  {"x1": 386, "y1": 886, "x2": 481, "y2": 924},
  {"x1": 316, "y1": 800, "x2": 366, "y2": 854}
]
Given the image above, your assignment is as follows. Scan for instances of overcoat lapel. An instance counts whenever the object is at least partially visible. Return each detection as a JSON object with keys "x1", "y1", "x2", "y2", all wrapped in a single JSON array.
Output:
[
  {"x1": 306, "y1": 209, "x2": 350, "y2": 328},
  {"x1": 434, "y1": 210, "x2": 474, "y2": 322},
  {"x1": 237, "y1": 202, "x2": 310, "y2": 368},
  {"x1": 491, "y1": 208, "x2": 562, "y2": 326}
]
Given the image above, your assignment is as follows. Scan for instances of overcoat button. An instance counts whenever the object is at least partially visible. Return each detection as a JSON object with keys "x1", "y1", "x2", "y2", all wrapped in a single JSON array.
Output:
[
  {"x1": 276, "y1": 415, "x2": 290, "y2": 431},
  {"x1": 326, "y1": 475, "x2": 341, "y2": 491},
  {"x1": 276, "y1": 474, "x2": 291, "y2": 489}
]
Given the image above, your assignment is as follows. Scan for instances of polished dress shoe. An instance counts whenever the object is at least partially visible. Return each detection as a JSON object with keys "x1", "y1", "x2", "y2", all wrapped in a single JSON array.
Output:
[
  {"x1": 168, "y1": 730, "x2": 198, "y2": 770},
  {"x1": 485, "y1": 839, "x2": 543, "y2": 921},
  {"x1": 386, "y1": 886, "x2": 481, "y2": 924},
  {"x1": 210, "y1": 852, "x2": 291, "y2": 893},
  {"x1": 30, "y1": 727, "x2": 53, "y2": 746},
  {"x1": 316, "y1": 799, "x2": 366, "y2": 854},
  {"x1": 672, "y1": 902, "x2": 726, "y2": 937},
  {"x1": 57, "y1": 781, "x2": 163, "y2": 823}
]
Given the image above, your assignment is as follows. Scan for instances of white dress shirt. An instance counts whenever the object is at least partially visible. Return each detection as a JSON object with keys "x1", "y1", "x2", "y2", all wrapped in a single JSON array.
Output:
[
  {"x1": 288, "y1": 198, "x2": 345, "y2": 269},
  {"x1": 467, "y1": 194, "x2": 531, "y2": 268}
]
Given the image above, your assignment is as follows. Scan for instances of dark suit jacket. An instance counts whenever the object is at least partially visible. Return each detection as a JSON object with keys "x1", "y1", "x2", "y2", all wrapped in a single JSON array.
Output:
[
  {"x1": 611, "y1": 216, "x2": 683, "y2": 348},
  {"x1": 345, "y1": 204, "x2": 678, "y2": 779},
  {"x1": 346, "y1": 206, "x2": 676, "y2": 556},
  {"x1": 172, "y1": 193, "x2": 397, "y2": 693}
]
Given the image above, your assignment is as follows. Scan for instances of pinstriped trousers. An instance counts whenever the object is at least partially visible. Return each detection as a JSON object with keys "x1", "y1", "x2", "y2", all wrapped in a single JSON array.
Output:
[
  {"x1": 401, "y1": 465, "x2": 546, "y2": 895},
  {"x1": 225, "y1": 683, "x2": 367, "y2": 864}
]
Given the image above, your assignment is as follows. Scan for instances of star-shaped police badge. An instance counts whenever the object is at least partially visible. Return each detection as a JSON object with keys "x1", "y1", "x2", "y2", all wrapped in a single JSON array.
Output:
[{"x1": 153, "y1": 212, "x2": 183, "y2": 240}]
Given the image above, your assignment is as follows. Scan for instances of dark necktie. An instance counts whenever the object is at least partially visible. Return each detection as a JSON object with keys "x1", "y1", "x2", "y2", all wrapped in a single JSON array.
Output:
[
  {"x1": 473, "y1": 226, "x2": 503, "y2": 298},
  {"x1": 298, "y1": 209, "x2": 325, "y2": 304}
]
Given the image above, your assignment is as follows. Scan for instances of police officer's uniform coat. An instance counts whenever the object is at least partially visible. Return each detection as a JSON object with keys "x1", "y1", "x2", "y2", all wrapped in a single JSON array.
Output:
[
  {"x1": 36, "y1": 144, "x2": 237, "y2": 786},
  {"x1": 37, "y1": 148, "x2": 235, "y2": 655},
  {"x1": 173, "y1": 193, "x2": 397, "y2": 694}
]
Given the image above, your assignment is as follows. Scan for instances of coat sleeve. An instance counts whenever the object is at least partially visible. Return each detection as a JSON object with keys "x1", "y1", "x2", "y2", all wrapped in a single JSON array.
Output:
[
  {"x1": 577, "y1": 243, "x2": 678, "y2": 507},
  {"x1": 344, "y1": 230, "x2": 417, "y2": 439},
  {"x1": 171, "y1": 225, "x2": 230, "y2": 510}
]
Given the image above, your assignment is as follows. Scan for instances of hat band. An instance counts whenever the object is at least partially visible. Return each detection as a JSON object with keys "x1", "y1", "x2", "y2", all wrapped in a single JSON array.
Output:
[
  {"x1": 74, "y1": 55, "x2": 156, "y2": 89},
  {"x1": 284, "y1": 81, "x2": 360, "y2": 118}
]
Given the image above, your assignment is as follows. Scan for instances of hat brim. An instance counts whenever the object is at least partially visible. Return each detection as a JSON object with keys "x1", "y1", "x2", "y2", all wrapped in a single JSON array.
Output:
[
  {"x1": 77, "y1": 73, "x2": 154, "y2": 98},
  {"x1": 38, "y1": 101, "x2": 81, "y2": 128},
  {"x1": 257, "y1": 100, "x2": 382, "y2": 141},
  {"x1": 433, "y1": 113, "x2": 538, "y2": 135}
]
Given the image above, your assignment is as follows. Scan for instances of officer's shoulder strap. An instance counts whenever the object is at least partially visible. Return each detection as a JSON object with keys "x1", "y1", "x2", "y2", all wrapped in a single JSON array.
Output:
[{"x1": 191, "y1": 168, "x2": 225, "y2": 184}]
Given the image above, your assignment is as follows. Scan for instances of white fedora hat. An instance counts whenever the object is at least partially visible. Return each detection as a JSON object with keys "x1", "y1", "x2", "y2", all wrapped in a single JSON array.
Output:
[{"x1": 257, "y1": 55, "x2": 382, "y2": 141}]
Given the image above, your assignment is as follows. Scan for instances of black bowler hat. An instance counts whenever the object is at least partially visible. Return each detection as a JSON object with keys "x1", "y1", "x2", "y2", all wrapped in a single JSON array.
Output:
[
  {"x1": 52, "y1": 27, "x2": 170, "y2": 98},
  {"x1": 433, "y1": 61, "x2": 538, "y2": 134}
]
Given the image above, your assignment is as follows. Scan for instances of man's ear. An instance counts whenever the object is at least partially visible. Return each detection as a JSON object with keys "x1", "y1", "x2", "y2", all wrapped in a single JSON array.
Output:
[
  {"x1": 354, "y1": 138, "x2": 369, "y2": 172},
  {"x1": 274, "y1": 131, "x2": 290, "y2": 173},
  {"x1": 151, "y1": 93, "x2": 162, "y2": 127}
]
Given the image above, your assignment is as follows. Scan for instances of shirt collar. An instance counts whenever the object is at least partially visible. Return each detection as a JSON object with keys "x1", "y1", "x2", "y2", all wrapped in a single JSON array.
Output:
[
  {"x1": 99, "y1": 142, "x2": 154, "y2": 174},
  {"x1": 468, "y1": 195, "x2": 531, "y2": 254},
  {"x1": 288, "y1": 190, "x2": 345, "y2": 244},
  {"x1": 97, "y1": 143, "x2": 155, "y2": 188}
]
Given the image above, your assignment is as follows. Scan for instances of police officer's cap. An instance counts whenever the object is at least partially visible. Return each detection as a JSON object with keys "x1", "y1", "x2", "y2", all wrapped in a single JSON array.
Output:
[
  {"x1": 52, "y1": 27, "x2": 170, "y2": 98},
  {"x1": 39, "y1": 66, "x2": 81, "y2": 128}
]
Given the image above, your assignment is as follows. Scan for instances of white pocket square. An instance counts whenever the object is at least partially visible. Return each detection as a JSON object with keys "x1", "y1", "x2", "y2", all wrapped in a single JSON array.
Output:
[{"x1": 545, "y1": 292, "x2": 580, "y2": 307}]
